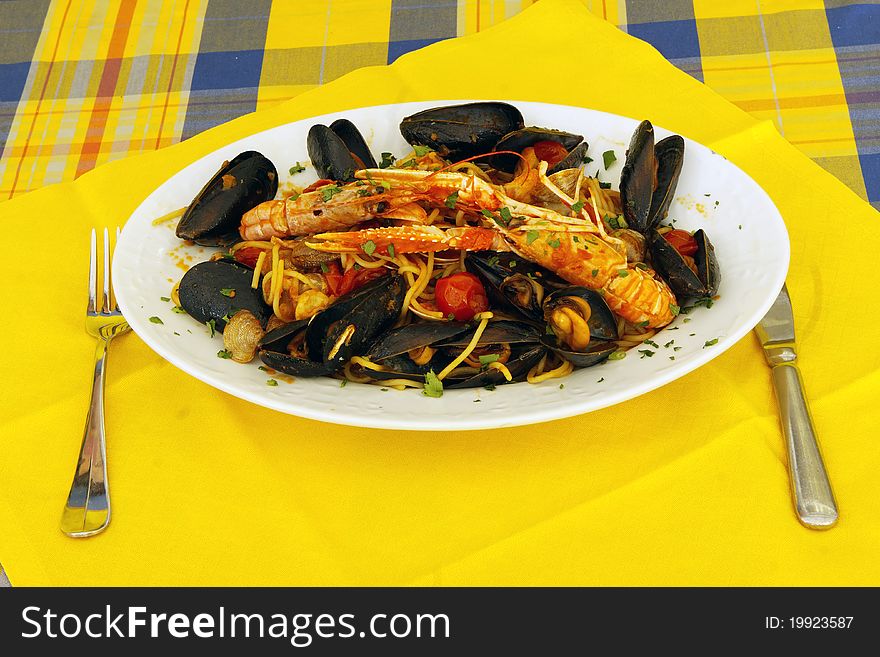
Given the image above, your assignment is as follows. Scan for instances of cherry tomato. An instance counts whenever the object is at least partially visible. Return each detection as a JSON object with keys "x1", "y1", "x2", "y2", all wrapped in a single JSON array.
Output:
[
  {"x1": 532, "y1": 140, "x2": 569, "y2": 169},
  {"x1": 435, "y1": 272, "x2": 489, "y2": 321},
  {"x1": 325, "y1": 261, "x2": 385, "y2": 297},
  {"x1": 233, "y1": 247, "x2": 262, "y2": 269},
  {"x1": 663, "y1": 229, "x2": 698, "y2": 257}
]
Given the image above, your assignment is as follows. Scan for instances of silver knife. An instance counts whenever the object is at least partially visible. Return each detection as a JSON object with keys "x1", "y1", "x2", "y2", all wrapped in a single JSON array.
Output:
[{"x1": 755, "y1": 284, "x2": 838, "y2": 529}]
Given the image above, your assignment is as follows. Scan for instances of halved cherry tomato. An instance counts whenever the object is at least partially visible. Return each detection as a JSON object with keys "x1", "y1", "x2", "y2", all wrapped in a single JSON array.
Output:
[
  {"x1": 233, "y1": 247, "x2": 262, "y2": 269},
  {"x1": 435, "y1": 272, "x2": 489, "y2": 321},
  {"x1": 324, "y1": 261, "x2": 385, "y2": 297},
  {"x1": 663, "y1": 229, "x2": 698, "y2": 257},
  {"x1": 532, "y1": 140, "x2": 569, "y2": 169}
]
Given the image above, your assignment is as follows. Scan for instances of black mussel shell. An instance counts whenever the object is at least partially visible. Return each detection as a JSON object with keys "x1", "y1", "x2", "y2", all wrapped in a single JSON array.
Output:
[
  {"x1": 498, "y1": 274, "x2": 546, "y2": 322},
  {"x1": 305, "y1": 274, "x2": 406, "y2": 367},
  {"x1": 258, "y1": 350, "x2": 338, "y2": 377},
  {"x1": 307, "y1": 124, "x2": 359, "y2": 182},
  {"x1": 491, "y1": 127, "x2": 584, "y2": 174},
  {"x1": 437, "y1": 320, "x2": 542, "y2": 348},
  {"x1": 367, "y1": 322, "x2": 470, "y2": 362},
  {"x1": 399, "y1": 102, "x2": 524, "y2": 161},
  {"x1": 177, "y1": 260, "x2": 271, "y2": 332},
  {"x1": 543, "y1": 286, "x2": 619, "y2": 342},
  {"x1": 304, "y1": 274, "x2": 393, "y2": 361},
  {"x1": 359, "y1": 355, "x2": 433, "y2": 383},
  {"x1": 619, "y1": 120, "x2": 655, "y2": 234},
  {"x1": 648, "y1": 229, "x2": 719, "y2": 299},
  {"x1": 329, "y1": 118, "x2": 377, "y2": 169},
  {"x1": 648, "y1": 135, "x2": 684, "y2": 230},
  {"x1": 551, "y1": 142, "x2": 589, "y2": 174},
  {"x1": 540, "y1": 338, "x2": 617, "y2": 369},
  {"x1": 258, "y1": 319, "x2": 310, "y2": 352},
  {"x1": 177, "y1": 151, "x2": 278, "y2": 246},
  {"x1": 445, "y1": 345, "x2": 546, "y2": 389}
]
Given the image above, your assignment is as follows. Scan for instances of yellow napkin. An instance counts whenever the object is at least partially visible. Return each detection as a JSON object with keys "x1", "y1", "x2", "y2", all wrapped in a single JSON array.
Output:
[{"x1": 1, "y1": 0, "x2": 878, "y2": 586}]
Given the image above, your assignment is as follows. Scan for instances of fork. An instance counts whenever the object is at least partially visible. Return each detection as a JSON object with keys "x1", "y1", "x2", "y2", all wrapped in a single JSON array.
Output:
[{"x1": 60, "y1": 228, "x2": 130, "y2": 537}]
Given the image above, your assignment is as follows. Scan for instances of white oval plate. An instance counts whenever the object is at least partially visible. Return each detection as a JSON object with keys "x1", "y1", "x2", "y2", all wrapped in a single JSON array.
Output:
[{"x1": 114, "y1": 101, "x2": 789, "y2": 431}]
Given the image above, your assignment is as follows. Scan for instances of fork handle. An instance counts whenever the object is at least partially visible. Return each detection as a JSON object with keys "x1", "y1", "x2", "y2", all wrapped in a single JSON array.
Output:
[
  {"x1": 769, "y1": 360, "x2": 838, "y2": 529},
  {"x1": 60, "y1": 340, "x2": 111, "y2": 537}
]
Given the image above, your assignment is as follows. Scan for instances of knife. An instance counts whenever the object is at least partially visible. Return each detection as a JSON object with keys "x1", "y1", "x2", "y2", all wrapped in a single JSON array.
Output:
[{"x1": 755, "y1": 284, "x2": 838, "y2": 529}]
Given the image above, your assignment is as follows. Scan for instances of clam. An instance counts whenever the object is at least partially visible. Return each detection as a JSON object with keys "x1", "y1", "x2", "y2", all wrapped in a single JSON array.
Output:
[{"x1": 223, "y1": 310, "x2": 265, "y2": 363}]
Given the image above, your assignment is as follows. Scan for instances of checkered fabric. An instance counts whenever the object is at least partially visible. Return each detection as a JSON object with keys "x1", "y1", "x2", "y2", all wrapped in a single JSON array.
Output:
[{"x1": 0, "y1": 0, "x2": 878, "y2": 208}]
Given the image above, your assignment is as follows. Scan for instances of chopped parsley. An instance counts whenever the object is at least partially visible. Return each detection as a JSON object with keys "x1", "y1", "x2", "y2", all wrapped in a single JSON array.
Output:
[
  {"x1": 320, "y1": 262, "x2": 329, "y2": 273},
  {"x1": 591, "y1": 269, "x2": 599, "y2": 277},
  {"x1": 445, "y1": 191, "x2": 459, "y2": 209},
  {"x1": 669, "y1": 304, "x2": 680, "y2": 316},
  {"x1": 638, "y1": 349, "x2": 655, "y2": 358},
  {"x1": 637, "y1": 320, "x2": 649, "y2": 328},
  {"x1": 387, "y1": 244, "x2": 396, "y2": 258},
  {"x1": 484, "y1": 384, "x2": 497, "y2": 392},
  {"x1": 608, "y1": 350, "x2": 626, "y2": 361},
  {"x1": 206, "y1": 319, "x2": 217, "y2": 338},
  {"x1": 362, "y1": 240, "x2": 377, "y2": 256},
  {"x1": 149, "y1": 316, "x2": 163, "y2": 324},
  {"x1": 339, "y1": 379, "x2": 347, "y2": 388},
  {"x1": 258, "y1": 366, "x2": 270, "y2": 372},
  {"x1": 217, "y1": 349, "x2": 233, "y2": 359},
  {"x1": 582, "y1": 155, "x2": 593, "y2": 164},
  {"x1": 266, "y1": 379, "x2": 278, "y2": 386},
  {"x1": 321, "y1": 185, "x2": 342, "y2": 201},
  {"x1": 479, "y1": 354, "x2": 500, "y2": 368},
  {"x1": 546, "y1": 237, "x2": 561, "y2": 248},
  {"x1": 526, "y1": 230, "x2": 540, "y2": 245},
  {"x1": 379, "y1": 152, "x2": 395, "y2": 168},
  {"x1": 559, "y1": 383, "x2": 565, "y2": 389},
  {"x1": 499, "y1": 207, "x2": 512, "y2": 224},
  {"x1": 682, "y1": 297, "x2": 714, "y2": 313},
  {"x1": 423, "y1": 370, "x2": 444, "y2": 398},
  {"x1": 571, "y1": 200, "x2": 584, "y2": 213},
  {"x1": 606, "y1": 215, "x2": 621, "y2": 230},
  {"x1": 399, "y1": 158, "x2": 417, "y2": 168},
  {"x1": 172, "y1": 306, "x2": 187, "y2": 314},
  {"x1": 663, "y1": 340, "x2": 675, "y2": 348},
  {"x1": 220, "y1": 288, "x2": 235, "y2": 298},
  {"x1": 643, "y1": 339, "x2": 659, "y2": 348},
  {"x1": 288, "y1": 162, "x2": 306, "y2": 175},
  {"x1": 599, "y1": 182, "x2": 611, "y2": 189},
  {"x1": 617, "y1": 270, "x2": 629, "y2": 277},
  {"x1": 413, "y1": 145, "x2": 433, "y2": 157},
  {"x1": 602, "y1": 150, "x2": 617, "y2": 169},
  {"x1": 160, "y1": 296, "x2": 170, "y2": 302},
  {"x1": 597, "y1": 377, "x2": 604, "y2": 383},
  {"x1": 703, "y1": 338, "x2": 719, "y2": 348}
]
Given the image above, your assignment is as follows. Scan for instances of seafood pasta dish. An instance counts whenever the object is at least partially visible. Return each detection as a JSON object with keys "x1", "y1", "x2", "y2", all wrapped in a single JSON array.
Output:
[{"x1": 163, "y1": 102, "x2": 719, "y2": 396}]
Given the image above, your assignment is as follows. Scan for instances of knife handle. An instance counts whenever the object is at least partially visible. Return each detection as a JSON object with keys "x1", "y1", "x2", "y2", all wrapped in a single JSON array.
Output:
[{"x1": 768, "y1": 358, "x2": 838, "y2": 529}]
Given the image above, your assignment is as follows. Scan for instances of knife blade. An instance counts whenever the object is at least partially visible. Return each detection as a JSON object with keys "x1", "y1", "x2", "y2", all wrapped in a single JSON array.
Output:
[{"x1": 756, "y1": 284, "x2": 838, "y2": 529}]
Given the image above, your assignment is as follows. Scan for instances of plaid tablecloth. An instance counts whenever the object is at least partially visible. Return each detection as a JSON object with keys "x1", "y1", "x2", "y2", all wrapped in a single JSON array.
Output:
[{"x1": 1, "y1": 0, "x2": 878, "y2": 209}]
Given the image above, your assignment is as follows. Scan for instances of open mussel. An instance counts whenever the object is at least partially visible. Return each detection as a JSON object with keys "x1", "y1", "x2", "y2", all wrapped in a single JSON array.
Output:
[
  {"x1": 177, "y1": 260, "x2": 272, "y2": 332},
  {"x1": 308, "y1": 273, "x2": 406, "y2": 367},
  {"x1": 648, "y1": 229, "x2": 719, "y2": 299},
  {"x1": 491, "y1": 127, "x2": 587, "y2": 174},
  {"x1": 541, "y1": 287, "x2": 619, "y2": 368},
  {"x1": 619, "y1": 121, "x2": 685, "y2": 234},
  {"x1": 360, "y1": 322, "x2": 471, "y2": 382},
  {"x1": 176, "y1": 151, "x2": 277, "y2": 246},
  {"x1": 258, "y1": 320, "x2": 338, "y2": 377},
  {"x1": 467, "y1": 252, "x2": 566, "y2": 322},
  {"x1": 399, "y1": 102, "x2": 524, "y2": 161}
]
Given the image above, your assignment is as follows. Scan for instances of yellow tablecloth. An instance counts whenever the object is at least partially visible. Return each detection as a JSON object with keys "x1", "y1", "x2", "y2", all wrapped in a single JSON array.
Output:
[{"x1": 1, "y1": 0, "x2": 878, "y2": 586}]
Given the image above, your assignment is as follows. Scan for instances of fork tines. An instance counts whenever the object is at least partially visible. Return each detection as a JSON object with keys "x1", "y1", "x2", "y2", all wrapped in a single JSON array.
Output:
[{"x1": 89, "y1": 227, "x2": 122, "y2": 315}]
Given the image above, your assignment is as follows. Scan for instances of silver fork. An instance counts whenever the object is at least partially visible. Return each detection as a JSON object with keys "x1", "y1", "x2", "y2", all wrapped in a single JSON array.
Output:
[{"x1": 60, "y1": 228, "x2": 130, "y2": 537}]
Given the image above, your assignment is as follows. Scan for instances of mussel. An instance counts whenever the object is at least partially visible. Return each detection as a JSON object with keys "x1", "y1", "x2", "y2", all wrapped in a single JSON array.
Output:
[
  {"x1": 176, "y1": 151, "x2": 278, "y2": 246},
  {"x1": 329, "y1": 119, "x2": 377, "y2": 169},
  {"x1": 258, "y1": 320, "x2": 338, "y2": 377},
  {"x1": 491, "y1": 127, "x2": 587, "y2": 174},
  {"x1": 619, "y1": 121, "x2": 685, "y2": 234},
  {"x1": 399, "y1": 102, "x2": 524, "y2": 161},
  {"x1": 541, "y1": 287, "x2": 619, "y2": 368},
  {"x1": 648, "y1": 229, "x2": 719, "y2": 299},
  {"x1": 177, "y1": 260, "x2": 272, "y2": 332},
  {"x1": 362, "y1": 322, "x2": 471, "y2": 382},
  {"x1": 467, "y1": 252, "x2": 566, "y2": 322}
]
